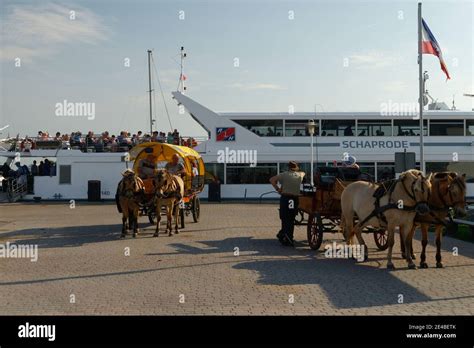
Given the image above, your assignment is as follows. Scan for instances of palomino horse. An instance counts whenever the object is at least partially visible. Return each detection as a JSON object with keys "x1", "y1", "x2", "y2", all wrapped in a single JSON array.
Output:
[
  {"x1": 116, "y1": 169, "x2": 145, "y2": 238},
  {"x1": 153, "y1": 169, "x2": 185, "y2": 237},
  {"x1": 402, "y1": 172, "x2": 466, "y2": 268},
  {"x1": 340, "y1": 169, "x2": 432, "y2": 269}
]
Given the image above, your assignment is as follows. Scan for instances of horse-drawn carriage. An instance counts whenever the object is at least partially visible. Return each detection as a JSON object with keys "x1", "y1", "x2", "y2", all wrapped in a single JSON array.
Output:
[
  {"x1": 128, "y1": 142, "x2": 205, "y2": 228},
  {"x1": 297, "y1": 166, "x2": 389, "y2": 251}
]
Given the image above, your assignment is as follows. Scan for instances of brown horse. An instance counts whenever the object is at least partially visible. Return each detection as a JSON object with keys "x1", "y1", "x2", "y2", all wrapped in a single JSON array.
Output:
[
  {"x1": 402, "y1": 172, "x2": 466, "y2": 268},
  {"x1": 153, "y1": 169, "x2": 185, "y2": 237},
  {"x1": 116, "y1": 169, "x2": 145, "y2": 238},
  {"x1": 340, "y1": 169, "x2": 432, "y2": 269}
]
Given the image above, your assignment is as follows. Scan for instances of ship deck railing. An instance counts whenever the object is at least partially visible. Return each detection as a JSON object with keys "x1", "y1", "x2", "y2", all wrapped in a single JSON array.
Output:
[{"x1": 9, "y1": 135, "x2": 208, "y2": 154}]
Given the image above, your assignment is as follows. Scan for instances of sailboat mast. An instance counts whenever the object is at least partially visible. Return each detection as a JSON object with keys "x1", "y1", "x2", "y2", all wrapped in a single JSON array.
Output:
[{"x1": 147, "y1": 49, "x2": 153, "y2": 134}]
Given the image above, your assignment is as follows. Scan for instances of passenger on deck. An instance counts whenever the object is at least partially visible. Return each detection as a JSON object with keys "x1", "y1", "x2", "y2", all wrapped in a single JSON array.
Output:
[
  {"x1": 343, "y1": 126, "x2": 353, "y2": 136},
  {"x1": 138, "y1": 154, "x2": 156, "y2": 179},
  {"x1": 165, "y1": 154, "x2": 186, "y2": 176}
]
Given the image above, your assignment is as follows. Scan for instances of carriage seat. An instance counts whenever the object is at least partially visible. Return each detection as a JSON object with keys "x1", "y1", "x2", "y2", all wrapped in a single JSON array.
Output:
[
  {"x1": 316, "y1": 175, "x2": 337, "y2": 190},
  {"x1": 340, "y1": 167, "x2": 361, "y2": 181}
]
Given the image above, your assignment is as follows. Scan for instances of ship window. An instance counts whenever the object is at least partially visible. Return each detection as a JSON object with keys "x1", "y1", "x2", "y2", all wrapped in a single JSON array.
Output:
[
  {"x1": 427, "y1": 162, "x2": 474, "y2": 181},
  {"x1": 426, "y1": 162, "x2": 449, "y2": 174},
  {"x1": 394, "y1": 120, "x2": 427, "y2": 136},
  {"x1": 357, "y1": 120, "x2": 392, "y2": 136},
  {"x1": 204, "y1": 163, "x2": 224, "y2": 184},
  {"x1": 233, "y1": 120, "x2": 283, "y2": 136},
  {"x1": 284, "y1": 120, "x2": 317, "y2": 136},
  {"x1": 280, "y1": 162, "x2": 325, "y2": 183},
  {"x1": 321, "y1": 120, "x2": 355, "y2": 136},
  {"x1": 226, "y1": 163, "x2": 277, "y2": 184},
  {"x1": 430, "y1": 120, "x2": 464, "y2": 136},
  {"x1": 377, "y1": 162, "x2": 395, "y2": 181},
  {"x1": 59, "y1": 165, "x2": 71, "y2": 184},
  {"x1": 467, "y1": 120, "x2": 474, "y2": 135}
]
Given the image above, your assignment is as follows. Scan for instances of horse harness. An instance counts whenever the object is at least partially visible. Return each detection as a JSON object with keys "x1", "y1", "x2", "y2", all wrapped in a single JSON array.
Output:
[
  {"x1": 358, "y1": 174, "x2": 430, "y2": 227},
  {"x1": 119, "y1": 175, "x2": 143, "y2": 199},
  {"x1": 155, "y1": 174, "x2": 182, "y2": 202}
]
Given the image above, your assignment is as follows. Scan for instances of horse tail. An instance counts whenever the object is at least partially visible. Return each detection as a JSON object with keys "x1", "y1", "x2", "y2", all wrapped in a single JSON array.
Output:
[{"x1": 116, "y1": 180, "x2": 123, "y2": 213}]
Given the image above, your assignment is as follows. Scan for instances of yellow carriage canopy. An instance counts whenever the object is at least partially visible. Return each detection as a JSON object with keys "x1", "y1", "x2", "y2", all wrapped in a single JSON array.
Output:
[{"x1": 129, "y1": 142, "x2": 205, "y2": 191}]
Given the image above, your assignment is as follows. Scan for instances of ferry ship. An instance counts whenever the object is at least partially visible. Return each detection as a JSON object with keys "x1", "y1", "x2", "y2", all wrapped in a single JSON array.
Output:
[
  {"x1": 172, "y1": 91, "x2": 474, "y2": 202},
  {"x1": 1, "y1": 90, "x2": 473, "y2": 203}
]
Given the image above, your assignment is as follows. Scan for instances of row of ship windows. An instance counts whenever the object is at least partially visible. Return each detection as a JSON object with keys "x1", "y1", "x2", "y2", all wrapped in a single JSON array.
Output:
[
  {"x1": 206, "y1": 161, "x2": 474, "y2": 185},
  {"x1": 232, "y1": 119, "x2": 474, "y2": 137}
]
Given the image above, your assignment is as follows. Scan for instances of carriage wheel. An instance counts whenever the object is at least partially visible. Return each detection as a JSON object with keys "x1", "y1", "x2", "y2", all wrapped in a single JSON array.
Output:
[
  {"x1": 180, "y1": 207, "x2": 185, "y2": 229},
  {"x1": 192, "y1": 196, "x2": 200, "y2": 222},
  {"x1": 307, "y1": 213, "x2": 324, "y2": 250},
  {"x1": 373, "y1": 229, "x2": 389, "y2": 250}
]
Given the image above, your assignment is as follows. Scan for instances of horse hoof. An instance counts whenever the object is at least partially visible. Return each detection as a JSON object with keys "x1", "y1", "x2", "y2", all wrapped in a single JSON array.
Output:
[
  {"x1": 436, "y1": 262, "x2": 443, "y2": 268},
  {"x1": 401, "y1": 252, "x2": 406, "y2": 259},
  {"x1": 175, "y1": 230, "x2": 180, "y2": 234},
  {"x1": 420, "y1": 262, "x2": 428, "y2": 268},
  {"x1": 120, "y1": 234, "x2": 126, "y2": 239},
  {"x1": 387, "y1": 263, "x2": 395, "y2": 270},
  {"x1": 408, "y1": 263, "x2": 417, "y2": 270},
  {"x1": 411, "y1": 254, "x2": 416, "y2": 260},
  {"x1": 153, "y1": 233, "x2": 159, "y2": 237},
  {"x1": 168, "y1": 233, "x2": 173, "y2": 237},
  {"x1": 133, "y1": 233, "x2": 137, "y2": 238}
]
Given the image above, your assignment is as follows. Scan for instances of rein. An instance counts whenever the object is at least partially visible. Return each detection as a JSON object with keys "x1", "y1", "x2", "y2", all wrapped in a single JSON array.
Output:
[{"x1": 358, "y1": 173, "x2": 429, "y2": 227}]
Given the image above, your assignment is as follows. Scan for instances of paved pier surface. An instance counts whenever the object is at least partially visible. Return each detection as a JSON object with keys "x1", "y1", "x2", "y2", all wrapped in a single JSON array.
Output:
[{"x1": 0, "y1": 202, "x2": 473, "y2": 315}]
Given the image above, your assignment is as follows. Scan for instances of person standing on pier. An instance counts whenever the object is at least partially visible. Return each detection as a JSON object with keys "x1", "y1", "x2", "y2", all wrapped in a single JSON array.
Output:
[{"x1": 269, "y1": 161, "x2": 305, "y2": 246}]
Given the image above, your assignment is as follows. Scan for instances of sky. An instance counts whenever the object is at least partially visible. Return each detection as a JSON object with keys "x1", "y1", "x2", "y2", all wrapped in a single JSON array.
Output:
[{"x1": 0, "y1": 0, "x2": 473, "y2": 138}]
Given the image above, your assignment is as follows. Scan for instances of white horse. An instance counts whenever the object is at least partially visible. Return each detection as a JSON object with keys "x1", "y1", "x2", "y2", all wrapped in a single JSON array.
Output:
[{"x1": 340, "y1": 169, "x2": 432, "y2": 269}]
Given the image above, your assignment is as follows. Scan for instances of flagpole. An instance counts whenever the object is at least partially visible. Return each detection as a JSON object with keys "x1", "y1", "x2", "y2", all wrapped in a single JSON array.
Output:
[{"x1": 418, "y1": 2, "x2": 425, "y2": 173}]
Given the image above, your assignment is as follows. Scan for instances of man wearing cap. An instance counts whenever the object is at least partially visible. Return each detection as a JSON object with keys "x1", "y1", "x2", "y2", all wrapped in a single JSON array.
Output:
[{"x1": 269, "y1": 161, "x2": 305, "y2": 246}]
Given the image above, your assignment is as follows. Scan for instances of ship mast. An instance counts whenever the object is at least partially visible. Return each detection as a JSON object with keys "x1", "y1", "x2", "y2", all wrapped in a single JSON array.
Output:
[
  {"x1": 147, "y1": 49, "x2": 154, "y2": 134},
  {"x1": 178, "y1": 46, "x2": 187, "y2": 93}
]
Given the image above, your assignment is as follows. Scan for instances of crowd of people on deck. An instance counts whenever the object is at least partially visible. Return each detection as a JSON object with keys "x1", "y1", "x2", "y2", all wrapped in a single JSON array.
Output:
[
  {"x1": 16, "y1": 129, "x2": 198, "y2": 152},
  {"x1": 1, "y1": 159, "x2": 57, "y2": 179}
]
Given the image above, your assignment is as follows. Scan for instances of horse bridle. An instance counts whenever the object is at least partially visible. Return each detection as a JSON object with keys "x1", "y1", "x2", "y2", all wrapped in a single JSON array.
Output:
[
  {"x1": 155, "y1": 172, "x2": 180, "y2": 199},
  {"x1": 432, "y1": 176, "x2": 466, "y2": 210},
  {"x1": 122, "y1": 175, "x2": 140, "y2": 198},
  {"x1": 398, "y1": 172, "x2": 430, "y2": 209}
]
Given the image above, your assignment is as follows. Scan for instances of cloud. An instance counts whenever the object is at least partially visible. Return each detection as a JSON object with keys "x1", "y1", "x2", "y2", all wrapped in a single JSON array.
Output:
[
  {"x1": 348, "y1": 51, "x2": 405, "y2": 69},
  {"x1": 228, "y1": 82, "x2": 287, "y2": 91},
  {"x1": 0, "y1": 2, "x2": 110, "y2": 62}
]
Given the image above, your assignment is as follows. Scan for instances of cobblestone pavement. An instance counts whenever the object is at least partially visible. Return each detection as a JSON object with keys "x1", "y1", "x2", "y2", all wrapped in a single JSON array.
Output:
[{"x1": 0, "y1": 202, "x2": 473, "y2": 315}]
